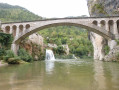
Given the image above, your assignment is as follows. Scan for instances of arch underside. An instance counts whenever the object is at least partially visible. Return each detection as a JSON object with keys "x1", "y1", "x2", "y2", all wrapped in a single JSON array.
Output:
[{"x1": 14, "y1": 22, "x2": 113, "y2": 44}]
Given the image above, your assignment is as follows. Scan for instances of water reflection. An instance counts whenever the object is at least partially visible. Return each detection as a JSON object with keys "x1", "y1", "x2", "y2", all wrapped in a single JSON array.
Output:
[
  {"x1": 93, "y1": 60, "x2": 106, "y2": 90},
  {"x1": 103, "y1": 62, "x2": 119, "y2": 89},
  {"x1": 0, "y1": 59, "x2": 119, "y2": 90},
  {"x1": 45, "y1": 61, "x2": 55, "y2": 74}
]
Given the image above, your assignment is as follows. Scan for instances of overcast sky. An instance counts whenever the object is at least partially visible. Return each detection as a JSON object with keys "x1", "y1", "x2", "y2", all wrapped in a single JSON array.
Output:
[{"x1": 0, "y1": 0, "x2": 89, "y2": 18}]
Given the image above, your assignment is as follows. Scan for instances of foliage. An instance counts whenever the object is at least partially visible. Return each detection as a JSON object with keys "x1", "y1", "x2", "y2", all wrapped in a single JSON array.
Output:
[
  {"x1": 39, "y1": 26, "x2": 93, "y2": 58},
  {"x1": 38, "y1": 52, "x2": 45, "y2": 60},
  {"x1": 0, "y1": 32, "x2": 13, "y2": 49},
  {"x1": 56, "y1": 45, "x2": 65, "y2": 55},
  {"x1": 0, "y1": 3, "x2": 42, "y2": 22},
  {"x1": 18, "y1": 48, "x2": 33, "y2": 62},
  {"x1": 92, "y1": 4, "x2": 107, "y2": 14},
  {"x1": 2, "y1": 49, "x2": 31, "y2": 64},
  {"x1": 6, "y1": 50, "x2": 15, "y2": 57},
  {"x1": 0, "y1": 48, "x2": 6, "y2": 57},
  {"x1": 104, "y1": 45, "x2": 110, "y2": 55},
  {"x1": 3, "y1": 50, "x2": 15, "y2": 62},
  {"x1": 3, "y1": 50, "x2": 16, "y2": 63}
]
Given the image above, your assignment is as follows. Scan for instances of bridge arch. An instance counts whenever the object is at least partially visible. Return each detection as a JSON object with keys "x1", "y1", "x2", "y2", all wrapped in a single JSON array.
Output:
[
  {"x1": 13, "y1": 21, "x2": 113, "y2": 44},
  {"x1": 12, "y1": 25, "x2": 17, "y2": 37},
  {"x1": 5, "y1": 26, "x2": 10, "y2": 34},
  {"x1": 108, "y1": 20, "x2": 114, "y2": 33},
  {"x1": 100, "y1": 20, "x2": 106, "y2": 28},
  {"x1": 19, "y1": 25, "x2": 23, "y2": 34},
  {"x1": 117, "y1": 20, "x2": 119, "y2": 34},
  {"x1": 92, "y1": 20, "x2": 98, "y2": 25},
  {"x1": 26, "y1": 24, "x2": 30, "y2": 29}
]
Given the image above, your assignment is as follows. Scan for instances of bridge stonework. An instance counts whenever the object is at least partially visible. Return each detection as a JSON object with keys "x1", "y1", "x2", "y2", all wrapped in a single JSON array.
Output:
[{"x1": 1, "y1": 17, "x2": 119, "y2": 58}]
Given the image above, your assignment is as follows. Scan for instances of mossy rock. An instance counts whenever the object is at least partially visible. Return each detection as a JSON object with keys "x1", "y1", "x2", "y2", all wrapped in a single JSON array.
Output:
[
  {"x1": 19, "y1": 60, "x2": 28, "y2": 64},
  {"x1": 8, "y1": 58, "x2": 20, "y2": 64}
]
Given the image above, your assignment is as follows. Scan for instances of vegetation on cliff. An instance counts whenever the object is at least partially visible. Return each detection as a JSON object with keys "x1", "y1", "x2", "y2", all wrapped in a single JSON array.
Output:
[{"x1": 91, "y1": 4, "x2": 107, "y2": 14}]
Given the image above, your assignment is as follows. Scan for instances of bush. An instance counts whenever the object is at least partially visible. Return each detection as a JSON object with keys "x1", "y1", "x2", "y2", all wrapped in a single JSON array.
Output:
[
  {"x1": 3, "y1": 50, "x2": 15, "y2": 62},
  {"x1": 38, "y1": 53, "x2": 45, "y2": 60},
  {"x1": 18, "y1": 48, "x2": 33, "y2": 62},
  {"x1": 3, "y1": 56, "x2": 10, "y2": 62},
  {"x1": 104, "y1": 45, "x2": 110, "y2": 55},
  {"x1": 55, "y1": 45, "x2": 65, "y2": 55},
  {"x1": 6, "y1": 50, "x2": 15, "y2": 57},
  {"x1": 0, "y1": 32, "x2": 13, "y2": 49},
  {"x1": 0, "y1": 48, "x2": 6, "y2": 57}
]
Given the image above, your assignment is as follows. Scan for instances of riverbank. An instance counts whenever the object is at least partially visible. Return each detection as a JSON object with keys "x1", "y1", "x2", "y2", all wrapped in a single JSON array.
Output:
[{"x1": 0, "y1": 60, "x2": 8, "y2": 67}]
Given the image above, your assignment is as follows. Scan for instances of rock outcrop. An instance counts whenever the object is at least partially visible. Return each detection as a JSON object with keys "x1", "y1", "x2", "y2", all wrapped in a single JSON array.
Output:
[
  {"x1": 87, "y1": 0, "x2": 119, "y2": 17},
  {"x1": 62, "y1": 44, "x2": 70, "y2": 55},
  {"x1": 20, "y1": 33, "x2": 44, "y2": 60},
  {"x1": 87, "y1": 0, "x2": 119, "y2": 60},
  {"x1": 29, "y1": 33, "x2": 44, "y2": 47},
  {"x1": 47, "y1": 43, "x2": 70, "y2": 55},
  {"x1": 104, "y1": 46, "x2": 119, "y2": 61}
]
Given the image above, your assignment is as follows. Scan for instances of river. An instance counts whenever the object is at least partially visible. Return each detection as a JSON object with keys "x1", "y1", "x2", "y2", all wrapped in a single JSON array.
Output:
[{"x1": 0, "y1": 59, "x2": 119, "y2": 90}]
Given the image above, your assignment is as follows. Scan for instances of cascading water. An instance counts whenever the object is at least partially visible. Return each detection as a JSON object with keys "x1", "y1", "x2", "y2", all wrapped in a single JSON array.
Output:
[{"x1": 45, "y1": 49, "x2": 55, "y2": 60}]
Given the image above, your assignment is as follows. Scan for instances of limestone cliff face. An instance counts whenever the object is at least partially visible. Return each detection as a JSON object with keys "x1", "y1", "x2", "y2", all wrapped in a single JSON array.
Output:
[
  {"x1": 20, "y1": 33, "x2": 44, "y2": 60},
  {"x1": 87, "y1": 0, "x2": 119, "y2": 60},
  {"x1": 29, "y1": 33, "x2": 44, "y2": 47},
  {"x1": 87, "y1": 0, "x2": 119, "y2": 17}
]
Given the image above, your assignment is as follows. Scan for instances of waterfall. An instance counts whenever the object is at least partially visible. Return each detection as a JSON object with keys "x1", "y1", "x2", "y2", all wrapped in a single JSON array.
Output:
[{"x1": 45, "y1": 49, "x2": 55, "y2": 60}]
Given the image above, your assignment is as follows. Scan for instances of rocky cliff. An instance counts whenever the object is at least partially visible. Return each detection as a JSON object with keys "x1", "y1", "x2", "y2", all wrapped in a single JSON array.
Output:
[
  {"x1": 87, "y1": 0, "x2": 119, "y2": 60},
  {"x1": 19, "y1": 33, "x2": 44, "y2": 60},
  {"x1": 87, "y1": 0, "x2": 119, "y2": 17}
]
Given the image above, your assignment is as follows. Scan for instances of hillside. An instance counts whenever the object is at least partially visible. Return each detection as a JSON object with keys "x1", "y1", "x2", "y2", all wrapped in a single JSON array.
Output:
[
  {"x1": 0, "y1": 3, "x2": 42, "y2": 22},
  {"x1": 0, "y1": 3, "x2": 93, "y2": 58},
  {"x1": 39, "y1": 26, "x2": 93, "y2": 57}
]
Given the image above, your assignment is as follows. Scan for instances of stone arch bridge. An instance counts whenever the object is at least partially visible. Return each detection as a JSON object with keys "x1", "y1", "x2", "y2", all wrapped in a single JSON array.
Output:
[{"x1": 1, "y1": 16, "x2": 119, "y2": 54}]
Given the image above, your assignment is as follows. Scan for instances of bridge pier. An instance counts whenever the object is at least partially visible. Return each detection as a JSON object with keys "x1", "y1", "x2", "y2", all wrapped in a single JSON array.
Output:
[
  {"x1": 11, "y1": 43, "x2": 19, "y2": 55},
  {"x1": 108, "y1": 40, "x2": 117, "y2": 50}
]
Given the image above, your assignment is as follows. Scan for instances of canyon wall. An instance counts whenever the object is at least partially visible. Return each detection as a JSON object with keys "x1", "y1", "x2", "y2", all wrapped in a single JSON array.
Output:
[{"x1": 87, "y1": 0, "x2": 119, "y2": 60}]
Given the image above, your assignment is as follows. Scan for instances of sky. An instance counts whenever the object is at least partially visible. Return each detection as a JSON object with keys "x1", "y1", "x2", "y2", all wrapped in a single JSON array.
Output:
[{"x1": 0, "y1": 0, "x2": 89, "y2": 18}]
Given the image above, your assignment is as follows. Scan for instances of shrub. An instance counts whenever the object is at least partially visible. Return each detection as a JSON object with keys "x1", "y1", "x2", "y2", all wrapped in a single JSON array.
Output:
[
  {"x1": 0, "y1": 32, "x2": 13, "y2": 49},
  {"x1": 3, "y1": 56, "x2": 10, "y2": 62},
  {"x1": 0, "y1": 48, "x2": 6, "y2": 56},
  {"x1": 38, "y1": 52, "x2": 45, "y2": 60},
  {"x1": 56, "y1": 45, "x2": 65, "y2": 55},
  {"x1": 18, "y1": 48, "x2": 33, "y2": 62},
  {"x1": 104, "y1": 45, "x2": 110, "y2": 55},
  {"x1": 6, "y1": 50, "x2": 15, "y2": 57},
  {"x1": 3, "y1": 50, "x2": 15, "y2": 62}
]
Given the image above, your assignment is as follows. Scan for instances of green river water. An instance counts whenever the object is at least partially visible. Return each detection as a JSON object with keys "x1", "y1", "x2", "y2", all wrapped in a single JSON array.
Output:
[{"x1": 0, "y1": 59, "x2": 119, "y2": 90}]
